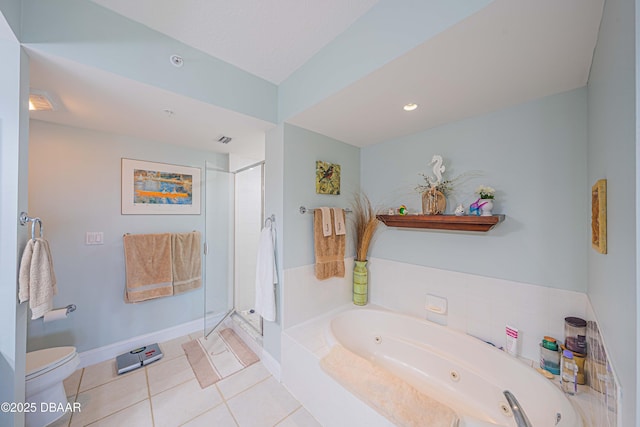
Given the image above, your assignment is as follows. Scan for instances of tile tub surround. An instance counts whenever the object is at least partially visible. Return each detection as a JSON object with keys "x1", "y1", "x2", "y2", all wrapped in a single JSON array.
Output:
[
  {"x1": 282, "y1": 258, "x2": 355, "y2": 329},
  {"x1": 51, "y1": 331, "x2": 320, "y2": 427},
  {"x1": 367, "y1": 257, "x2": 589, "y2": 362}
]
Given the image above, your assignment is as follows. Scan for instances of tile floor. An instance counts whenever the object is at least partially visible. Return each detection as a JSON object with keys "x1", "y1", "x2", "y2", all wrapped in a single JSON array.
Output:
[{"x1": 49, "y1": 332, "x2": 321, "y2": 427}]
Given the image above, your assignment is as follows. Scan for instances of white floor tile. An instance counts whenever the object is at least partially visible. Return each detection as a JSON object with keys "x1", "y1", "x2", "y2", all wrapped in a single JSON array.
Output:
[
  {"x1": 156, "y1": 335, "x2": 192, "y2": 365},
  {"x1": 78, "y1": 359, "x2": 121, "y2": 392},
  {"x1": 275, "y1": 407, "x2": 322, "y2": 427},
  {"x1": 47, "y1": 411, "x2": 71, "y2": 427},
  {"x1": 217, "y1": 362, "x2": 271, "y2": 400},
  {"x1": 87, "y1": 399, "x2": 153, "y2": 427},
  {"x1": 71, "y1": 370, "x2": 148, "y2": 426},
  {"x1": 227, "y1": 377, "x2": 300, "y2": 427},
  {"x1": 181, "y1": 403, "x2": 238, "y2": 427},
  {"x1": 64, "y1": 368, "x2": 83, "y2": 398},
  {"x1": 147, "y1": 354, "x2": 195, "y2": 396},
  {"x1": 151, "y1": 378, "x2": 223, "y2": 427}
]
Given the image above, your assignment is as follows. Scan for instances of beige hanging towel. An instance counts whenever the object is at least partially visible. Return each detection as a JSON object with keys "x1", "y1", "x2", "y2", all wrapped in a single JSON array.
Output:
[
  {"x1": 172, "y1": 231, "x2": 202, "y2": 295},
  {"x1": 123, "y1": 233, "x2": 173, "y2": 302},
  {"x1": 18, "y1": 238, "x2": 58, "y2": 319},
  {"x1": 314, "y1": 208, "x2": 345, "y2": 280}
]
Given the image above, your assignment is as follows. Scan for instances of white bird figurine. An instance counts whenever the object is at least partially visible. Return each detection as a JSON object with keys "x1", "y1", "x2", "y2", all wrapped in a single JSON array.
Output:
[{"x1": 454, "y1": 204, "x2": 465, "y2": 216}]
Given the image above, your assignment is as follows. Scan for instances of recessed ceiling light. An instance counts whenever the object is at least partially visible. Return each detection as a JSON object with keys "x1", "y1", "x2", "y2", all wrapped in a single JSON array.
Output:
[
  {"x1": 29, "y1": 91, "x2": 55, "y2": 111},
  {"x1": 403, "y1": 103, "x2": 418, "y2": 111}
]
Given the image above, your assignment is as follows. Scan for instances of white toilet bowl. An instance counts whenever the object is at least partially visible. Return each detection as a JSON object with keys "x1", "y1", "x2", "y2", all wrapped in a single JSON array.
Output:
[{"x1": 25, "y1": 346, "x2": 80, "y2": 427}]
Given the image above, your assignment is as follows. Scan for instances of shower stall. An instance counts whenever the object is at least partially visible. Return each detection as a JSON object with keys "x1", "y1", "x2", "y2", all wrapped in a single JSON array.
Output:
[{"x1": 203, "y1": 161, "x2": 264, "y2": 339}]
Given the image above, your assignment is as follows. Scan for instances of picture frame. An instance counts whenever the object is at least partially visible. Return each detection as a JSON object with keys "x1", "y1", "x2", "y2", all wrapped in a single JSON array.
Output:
[
  {"x1": 316, "y1": 160, "x2": 341, "y2": 195},
  {"x1": 591, "y1": 179, "x2": 607, "y2": 254},
  {"x1": 121, "y1": 158, "x2": 201, "y2": 215}
]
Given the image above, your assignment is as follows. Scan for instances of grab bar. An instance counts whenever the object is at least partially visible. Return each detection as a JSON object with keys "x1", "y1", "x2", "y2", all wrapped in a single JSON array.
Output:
[{"x1": 503, "y1": 390, "x2": 533, "y2": 427}]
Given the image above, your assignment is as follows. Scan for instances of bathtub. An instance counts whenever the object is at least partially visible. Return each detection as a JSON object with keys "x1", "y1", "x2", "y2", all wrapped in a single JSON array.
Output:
[{"x1": 325, "y1": 308, "x2": 581, "y2": 427}]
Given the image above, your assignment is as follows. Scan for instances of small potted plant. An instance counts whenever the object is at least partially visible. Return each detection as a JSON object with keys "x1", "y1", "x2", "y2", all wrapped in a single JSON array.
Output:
[{"x1": 472, "y1": 185, "x2": 496, "y2": 216}]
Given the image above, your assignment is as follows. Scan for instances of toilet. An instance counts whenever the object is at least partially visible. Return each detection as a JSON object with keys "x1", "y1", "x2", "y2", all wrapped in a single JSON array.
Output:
[{"x1": 25, "y1": 346, "x2": 80, "y2": 427}]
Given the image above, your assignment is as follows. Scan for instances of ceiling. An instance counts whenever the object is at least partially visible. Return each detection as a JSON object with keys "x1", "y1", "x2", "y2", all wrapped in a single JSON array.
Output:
[{"x1": 27, "y1": 0, "x2": 604, "y2": 158}]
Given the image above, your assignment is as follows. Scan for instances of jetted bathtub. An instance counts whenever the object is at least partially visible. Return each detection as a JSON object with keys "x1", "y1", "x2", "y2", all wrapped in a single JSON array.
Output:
[{"x1": 325, "y1": 308, "x2": 582, "y2": 427}]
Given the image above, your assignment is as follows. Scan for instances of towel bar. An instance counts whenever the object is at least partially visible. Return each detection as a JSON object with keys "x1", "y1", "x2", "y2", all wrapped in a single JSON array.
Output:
[{"x1": 299, "y1": 206, "x2": 352, "y2": 215}]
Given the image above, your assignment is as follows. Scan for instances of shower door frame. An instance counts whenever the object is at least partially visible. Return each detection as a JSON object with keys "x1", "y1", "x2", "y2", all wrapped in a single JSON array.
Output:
[
  {"x1": 203, "y1": 164, "x2": 235, "y2": 339},
  {"x1": 232, "y1": 161, "x2": 265, "y2": 337},
  {"x1": 203, "y1": 160, "x2": 265, "y2": 339}
]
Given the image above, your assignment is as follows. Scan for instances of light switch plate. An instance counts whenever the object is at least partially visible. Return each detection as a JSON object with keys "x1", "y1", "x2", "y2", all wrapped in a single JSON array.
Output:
[{"x1": 86, "y1": 232, "x2": 104, "y2": 245}]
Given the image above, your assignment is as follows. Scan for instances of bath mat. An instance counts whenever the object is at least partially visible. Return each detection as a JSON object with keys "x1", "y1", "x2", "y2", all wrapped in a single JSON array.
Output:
[
  {"x1": 182, "y1": 328, "x2": 259, "y2": 389},
  {"x1": 321, "y1": 345, "x2": 458, "y2": 427}
]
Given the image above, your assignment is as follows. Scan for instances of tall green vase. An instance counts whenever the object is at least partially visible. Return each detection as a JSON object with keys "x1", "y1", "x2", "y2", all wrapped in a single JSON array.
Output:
[{"x1": 353, "y1": 260, "x2": 368, "y2": 306}]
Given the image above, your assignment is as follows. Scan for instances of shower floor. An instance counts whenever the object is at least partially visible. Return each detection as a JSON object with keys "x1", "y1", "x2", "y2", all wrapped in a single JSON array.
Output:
[{"x1": 236, "y1": 309, "x2": 262, "y2": 336}]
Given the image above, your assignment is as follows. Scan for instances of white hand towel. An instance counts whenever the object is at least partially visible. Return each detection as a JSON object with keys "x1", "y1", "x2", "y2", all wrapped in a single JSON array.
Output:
[
  {"x1": 254, "y1": 227, "x2": 277, "y2": 322},
  {"x1": 333, "y1": 208, "x2": 346, "y2": 236},
  {"x1": 319, "y1": 207, "x2": 332, "y2": 237},
  {"x1": 19, "y1": 238, "x2": 58, "y2": 319}
]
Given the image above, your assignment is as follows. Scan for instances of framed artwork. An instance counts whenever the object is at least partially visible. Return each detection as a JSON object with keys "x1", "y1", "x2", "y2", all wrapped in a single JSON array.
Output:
[
  {"x1": 121, "y1": 158, "x2": 201, "y2": 215},
  {"x1": 591, "y1": 179, "x2": 607, "y2": 254},
  {"x1": 316, "y1": 160, "x2": 341, "y2": 195}
]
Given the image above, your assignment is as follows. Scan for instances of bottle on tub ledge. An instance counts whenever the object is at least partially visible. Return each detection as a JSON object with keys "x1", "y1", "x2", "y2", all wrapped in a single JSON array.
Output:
[
  {"x1": 505, "y1": 325, "x2": 519, "y2": 357},
  {"x1": 561, "y1": 349, "x2": 579, "y2": 395}
]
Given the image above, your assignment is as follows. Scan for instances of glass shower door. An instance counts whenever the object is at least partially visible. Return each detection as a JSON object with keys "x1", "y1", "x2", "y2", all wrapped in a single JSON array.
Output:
[{"x1": 204, "y1": 164, "x2": 234, "y2": 338}]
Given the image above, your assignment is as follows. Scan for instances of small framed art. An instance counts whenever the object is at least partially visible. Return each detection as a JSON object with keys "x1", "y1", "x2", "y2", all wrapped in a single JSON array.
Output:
[
  {"x1": 591, "y1": 179, "x2": 607, "y2": 254},
  {"x1": 316, "y1": 160, "x2": 341, "y2": 195}
]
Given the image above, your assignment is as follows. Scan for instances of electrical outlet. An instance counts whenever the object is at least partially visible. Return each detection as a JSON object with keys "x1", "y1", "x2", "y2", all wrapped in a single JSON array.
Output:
[{"x1": 86, "y1": 232, "x2": 104, "y2": 245}]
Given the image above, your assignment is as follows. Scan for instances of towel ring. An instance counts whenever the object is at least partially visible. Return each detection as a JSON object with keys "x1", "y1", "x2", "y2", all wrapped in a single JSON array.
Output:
[
  {"x1": 20, "y1": 213, "x2": 44, "y2": 242},
  {"x1": 31, "y1": 218, "x2": 43, "y2": 241}
]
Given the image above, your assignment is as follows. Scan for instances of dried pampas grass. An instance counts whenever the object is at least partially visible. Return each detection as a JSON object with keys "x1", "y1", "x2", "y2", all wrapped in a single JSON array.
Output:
[{"x1": 351, "y1": 193, "x2": 380, "y2": 262}]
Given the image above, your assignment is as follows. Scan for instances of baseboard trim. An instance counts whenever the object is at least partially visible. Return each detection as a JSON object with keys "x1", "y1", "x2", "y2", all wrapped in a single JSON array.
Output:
[
  {"x1": 77, "y1": 314, "x2": 223, "y2": 368},
  {"x1": 260, "y1": 347, "x2": 281, "y2": 381}
]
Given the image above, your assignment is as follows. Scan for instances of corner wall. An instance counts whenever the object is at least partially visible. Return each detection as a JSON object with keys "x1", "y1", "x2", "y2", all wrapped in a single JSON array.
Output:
[
  {"x1": 27, "y1": 120, "x2": 228, "y2": 353},
  {"x1": 587, "y1": 0, "x2": 637, "y2": 424},
  {"x1": 0, "y1": 26, "x2": 29, "y2": 427}
]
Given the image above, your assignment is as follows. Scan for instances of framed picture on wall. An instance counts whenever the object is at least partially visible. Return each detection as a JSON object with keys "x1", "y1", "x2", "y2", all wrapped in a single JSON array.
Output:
[
  {"x1": 316, "y1": 160, "x2": 341, "y2": 195},
  {"x1": 591, "y1": 179, "x2": 607, "y2": 254},
  {"x1": 121, "y1": 158, "x2": 201, "y2": 215}
]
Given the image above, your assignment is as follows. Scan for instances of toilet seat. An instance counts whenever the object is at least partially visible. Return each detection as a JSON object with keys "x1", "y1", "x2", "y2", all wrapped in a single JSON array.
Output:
[{"x1": 26, "y1": 346, "x2": 77, "y2": 380}]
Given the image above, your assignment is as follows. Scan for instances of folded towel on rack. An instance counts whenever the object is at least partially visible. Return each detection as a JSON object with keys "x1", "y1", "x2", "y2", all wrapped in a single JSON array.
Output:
[
  {"x1": 320, "y1": 207, "x2": 332, "y2": 237},
  {"x1": 123, "y1": 233, "x2": 173, "y2": 303},
  {"x1": 172, "y1": 231, "x2": 202, "y2": 295},
  {"x1": 255, "y1": 226, "x2": 277, "y2": 321},
  {"x1": 314, "y1": 209, "x2": 345, "y2": 280},
  {"x1": 333, "y1": 207, "x2": 346, "y2": 236},
  {"x1": 18, "y1": 238, "x2": 58, "y2": 319}
]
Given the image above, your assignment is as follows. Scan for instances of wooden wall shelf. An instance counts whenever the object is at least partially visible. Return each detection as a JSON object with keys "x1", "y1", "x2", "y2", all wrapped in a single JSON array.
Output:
[{"x1": 377, "y1": 214, "x2": 505, "y2": 232}]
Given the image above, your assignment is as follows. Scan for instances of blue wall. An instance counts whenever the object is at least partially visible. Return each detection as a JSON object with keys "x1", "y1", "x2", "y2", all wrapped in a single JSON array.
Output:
[
  {"x1": 362, "y1": 88, "x2": 588, "y2": 291},
  {"x1": 27, "y1": 120, "x2": 228, "y2": 353},
  {"x1": 282, "y1": 124, "x2": 361, "y2": 269},
  {"x1": 587, "y1": 0, "x2": 637, "y2": 423}
]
